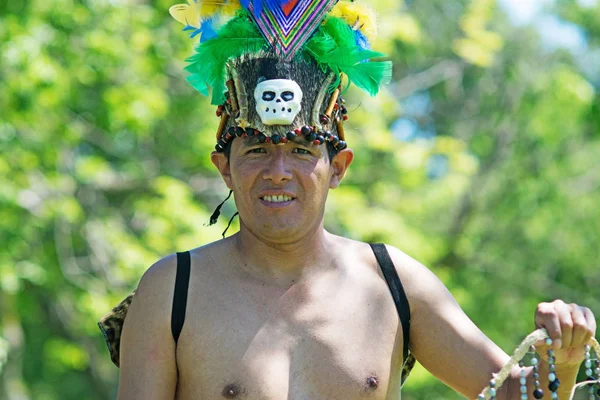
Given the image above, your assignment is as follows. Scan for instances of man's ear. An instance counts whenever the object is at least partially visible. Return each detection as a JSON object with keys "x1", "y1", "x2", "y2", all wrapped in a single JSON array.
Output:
[
  {"x1": 329, "y1": 148, "x2": 354, "y2": 189},
  {"x1": 211, "y1": 151, "x2": 233, "y2": 190}
]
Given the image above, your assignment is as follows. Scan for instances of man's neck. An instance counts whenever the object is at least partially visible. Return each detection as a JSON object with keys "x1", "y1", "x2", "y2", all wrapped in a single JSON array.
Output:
[{"x1": 231, "y1": 222, "x2": 336, "y2": 286}]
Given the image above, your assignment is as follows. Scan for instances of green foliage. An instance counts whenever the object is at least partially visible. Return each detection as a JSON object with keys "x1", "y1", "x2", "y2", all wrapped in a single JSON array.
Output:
[{"x1": 1, "y1": 0, "x2": 599, "y2": 399}]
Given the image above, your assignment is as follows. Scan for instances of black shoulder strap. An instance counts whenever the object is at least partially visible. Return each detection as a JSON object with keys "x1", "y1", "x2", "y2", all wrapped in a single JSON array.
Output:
[
  {"x1": 171, "y1": 251, "x2": 191, "y2": 344},
  {"x1": 369, "y1": 243, "x2": 411, "y2": 361}
]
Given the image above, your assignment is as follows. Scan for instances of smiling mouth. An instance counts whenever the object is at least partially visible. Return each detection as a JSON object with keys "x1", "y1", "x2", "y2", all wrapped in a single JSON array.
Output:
[{"x1": 260, "y1": 195, "x2": 295, "y2": 203}]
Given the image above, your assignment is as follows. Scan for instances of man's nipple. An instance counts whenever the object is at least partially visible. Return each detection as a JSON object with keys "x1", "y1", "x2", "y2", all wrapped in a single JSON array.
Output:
[
  {"x1": 366, "y1": 376, "x2": 379, "y2": 389},
  {"x1": 222, "y1": 383, "x2": 241, "y2": 398}
]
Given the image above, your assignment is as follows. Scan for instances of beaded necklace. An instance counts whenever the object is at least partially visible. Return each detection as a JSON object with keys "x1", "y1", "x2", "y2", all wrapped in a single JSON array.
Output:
[{"x1": 478, "y1": 329, "x2": 600, "y2": 400}]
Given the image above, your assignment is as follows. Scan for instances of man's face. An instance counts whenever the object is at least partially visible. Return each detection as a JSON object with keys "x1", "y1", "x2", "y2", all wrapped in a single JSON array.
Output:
[{"x1": 212, "y1": 136, "x2": 353, "y2": 242}]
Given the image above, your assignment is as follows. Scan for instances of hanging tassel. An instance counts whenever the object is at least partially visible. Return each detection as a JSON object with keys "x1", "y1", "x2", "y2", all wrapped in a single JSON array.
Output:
[
  {"x1": 209, "y1": 190, "x2": 233, "y2": 226},
  {"x1": 222, "y1": 212, "x2": 239, "y2": 237}
]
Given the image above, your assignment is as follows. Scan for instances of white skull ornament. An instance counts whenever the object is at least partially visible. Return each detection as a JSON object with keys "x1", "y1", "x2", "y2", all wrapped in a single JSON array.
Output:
[{"x1": 254, "y1": 79, "x2": 303, "y2": 125}]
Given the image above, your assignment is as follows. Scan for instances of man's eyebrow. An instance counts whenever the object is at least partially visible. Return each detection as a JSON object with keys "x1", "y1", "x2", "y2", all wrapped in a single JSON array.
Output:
[
  {"x1": 289, "y1": 136, "x2": 311, "y2": 146},
  {"x1": 241, "y1": 135, "x2": 261, "y2": 146},
  {"x1": 240, "y1": 133, "x2": 320, "y2": 149}
]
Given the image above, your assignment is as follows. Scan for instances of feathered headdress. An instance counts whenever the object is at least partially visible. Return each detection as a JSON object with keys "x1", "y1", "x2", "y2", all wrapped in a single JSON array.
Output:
[
  {"x1": 169, "y1": 0, "x2": 392, "y2": 151},
  {"x1": 171, "y1": 0, "x2": 390, "y2": 102}
]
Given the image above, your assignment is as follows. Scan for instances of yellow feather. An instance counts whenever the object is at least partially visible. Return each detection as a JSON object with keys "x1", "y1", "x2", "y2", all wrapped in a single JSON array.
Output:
[
  {"x1": 170, "y1": 1, "x2": 241, "y2": 25},
  {"x1": 199, "y1": 1, "x2": 221, "y2": 16},
  {"x1": 329, "y1": 1, "x2": 378, "y2": 43},
  {"x1": 222, "y1": 0, "x2": 241, "y2": 15},
  {"x1": 169, "y1": 2, "x2": 202, "y2": 27},
  {"x1": 199, "y1": 0, "x2": 241, "y2": 17}
]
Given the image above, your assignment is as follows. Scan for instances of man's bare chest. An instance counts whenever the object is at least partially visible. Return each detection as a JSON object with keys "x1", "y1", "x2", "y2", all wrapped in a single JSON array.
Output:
[{"x1": 174, "y1": 265, "x2": 404, "y2": 400}]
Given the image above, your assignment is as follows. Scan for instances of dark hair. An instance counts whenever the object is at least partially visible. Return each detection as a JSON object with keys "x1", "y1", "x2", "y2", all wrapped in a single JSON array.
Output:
[{"x1": 223, "y1": 138, "x2": 339, "y2": 164}]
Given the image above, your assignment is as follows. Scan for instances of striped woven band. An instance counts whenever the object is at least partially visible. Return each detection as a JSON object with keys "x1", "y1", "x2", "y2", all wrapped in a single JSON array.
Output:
[{"x1": 249, "y1": 0, "x2": 338, "y2": 60}]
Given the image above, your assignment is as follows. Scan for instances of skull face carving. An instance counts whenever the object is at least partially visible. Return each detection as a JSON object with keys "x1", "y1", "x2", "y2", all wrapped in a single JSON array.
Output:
[{"x1": 254, "y1": 79, "x2": 303, "y2": 126}]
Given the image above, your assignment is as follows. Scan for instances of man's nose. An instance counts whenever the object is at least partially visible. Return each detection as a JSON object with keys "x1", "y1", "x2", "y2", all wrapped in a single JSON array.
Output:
[{"x1": 262, "y1": 149, "x2": 293, "y2": 184}]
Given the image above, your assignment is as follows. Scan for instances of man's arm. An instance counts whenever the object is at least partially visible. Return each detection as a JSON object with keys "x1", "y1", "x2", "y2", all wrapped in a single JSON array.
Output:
[
  {"x1": 385, "y1": 245, "x2": 596, "y2": 399},
  {"x1": 117, "y1": 254, "x2": 179, "y2": 400},
  {"x1": 386, "y1": 245, "x2": 510, "y2": 398}
]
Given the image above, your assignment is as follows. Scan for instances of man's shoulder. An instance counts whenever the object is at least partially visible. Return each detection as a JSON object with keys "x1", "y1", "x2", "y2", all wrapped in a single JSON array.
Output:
[
  {"x1": 329, "y1": 234, "x2": 426, "y2": 276},
  {"x1": 129, "y1": 238, "x2": 231, "y2": 323},
  {"x1": 135, "y1": 238, "x2": 227, "y2": 293},
  {"x1": 378, "y1": 244, "x2": 454, "y2": 313},
  {"x1": 331, "y1": 236, "x2": 441, "y2": 306},
  {"x1": 130, "y1": 253, "x2": 178, "y2": 316},
  {"x1": 188, "y1": 236, "x2": 234, "y2": 264}
]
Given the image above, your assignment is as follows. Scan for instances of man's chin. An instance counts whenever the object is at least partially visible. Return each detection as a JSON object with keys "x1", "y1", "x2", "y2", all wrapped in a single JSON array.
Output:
[{"x1": 248, "y1": 221, "x2": 306, "y2": 242}]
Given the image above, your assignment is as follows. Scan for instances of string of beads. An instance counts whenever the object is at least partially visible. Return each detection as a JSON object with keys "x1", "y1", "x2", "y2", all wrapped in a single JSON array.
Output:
[
  {"x1": 214, "y1": 125, "x2": 348, "y2": 153},
  {"x1": 478, "y1": 329, "x2": 600, "y2": 400}
]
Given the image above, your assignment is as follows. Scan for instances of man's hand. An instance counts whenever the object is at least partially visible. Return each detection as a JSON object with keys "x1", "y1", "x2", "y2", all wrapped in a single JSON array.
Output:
[{"x1": 534, "y1": 299, "x2": 597, "y2": 367}]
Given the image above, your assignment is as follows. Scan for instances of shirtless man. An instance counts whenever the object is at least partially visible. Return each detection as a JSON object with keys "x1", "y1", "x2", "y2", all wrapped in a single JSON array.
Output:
[
  {"x1": 112, "y1": 2, "x2": 597, "y2": 399},
  {"x1": 116, "y1": 127, "x2": 597, "y2": 399}
]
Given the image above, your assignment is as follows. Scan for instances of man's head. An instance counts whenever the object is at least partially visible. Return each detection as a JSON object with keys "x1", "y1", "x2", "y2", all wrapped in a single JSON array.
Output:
[
  {"x1": 211, "y1": 134, "x2": 353, "y2": 241},
  {"x1": 169, "y1": 1, "x2": 391, "y2": 235}
]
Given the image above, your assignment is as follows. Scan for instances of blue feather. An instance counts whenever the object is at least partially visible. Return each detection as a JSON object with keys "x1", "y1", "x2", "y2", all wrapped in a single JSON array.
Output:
[
  {"x1": 354, "y1": 30, "x2": 370, "y2": 50},
  {"x1": 190, "y1": 29, "x2": 203, "y2": 39},
  {"x1": 182, "y1": 18, "x2": 217, "y2": 41},
  {"x1": 183, "y1": 25, "x2": 201, "y2": 39},
  {"x1": 199, "y1": 18, "x2": 218, "y2": 42}
]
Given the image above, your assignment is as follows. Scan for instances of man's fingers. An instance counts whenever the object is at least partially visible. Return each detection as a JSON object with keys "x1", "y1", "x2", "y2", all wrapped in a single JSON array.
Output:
[
  {"x1": 536, "y1": 301, "x2": 597, "y2": 350},
  {"x1": 570, "y1": 304, "x2": 589, "y2": 347},
  {"x1": 535, "y1": 302, "x2": 563, "y2": 349},
  {"x1": 555, "y1": 301, "x2": 574, "y2": 349},
  {"x1": 583, "y1": 307, "x2": 597, "y2": 344}
]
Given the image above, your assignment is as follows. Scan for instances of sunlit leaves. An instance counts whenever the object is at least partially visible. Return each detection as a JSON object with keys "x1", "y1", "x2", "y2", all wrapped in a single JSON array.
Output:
[
  {"x1": 44, "y1": 339, "x2": 89, "y2": 372},
  {"x1": 1, "y1": 0, "x2": 599, "y2": 399},
  {"x1": 453, "y1": 0, "x2": 504, "y2": 66}
]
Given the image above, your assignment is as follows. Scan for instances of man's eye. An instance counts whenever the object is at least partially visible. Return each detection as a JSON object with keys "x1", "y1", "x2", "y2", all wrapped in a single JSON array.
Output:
[
  {"x1": 247, "y1": 148, "x2": 266, "y2": 154},
  {"x1": 293, "y1": 148, "x2": 311, "y2": 155}
]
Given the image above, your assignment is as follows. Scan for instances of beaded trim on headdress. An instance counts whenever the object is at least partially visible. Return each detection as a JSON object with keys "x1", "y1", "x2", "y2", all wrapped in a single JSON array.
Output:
[{"x1": 169, "y1": 0, "x2": 392, "y2": 152}]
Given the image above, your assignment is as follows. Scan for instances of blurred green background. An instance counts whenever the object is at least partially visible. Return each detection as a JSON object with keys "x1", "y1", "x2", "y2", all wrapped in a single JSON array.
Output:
[{"x1": 1, "y1": 0, "x2": 599, "y2": 398}]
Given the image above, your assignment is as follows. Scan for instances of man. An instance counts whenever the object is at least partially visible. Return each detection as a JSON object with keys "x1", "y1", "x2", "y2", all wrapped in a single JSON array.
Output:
[{"x1": 103, "y1": 1, "x2": 597, "y2": 399}]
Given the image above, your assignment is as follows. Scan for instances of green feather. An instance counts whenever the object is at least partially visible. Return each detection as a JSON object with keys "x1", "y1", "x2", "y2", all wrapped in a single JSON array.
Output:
[
  {"x1": 185, "y1": 11, "x2": 269, "y2": 104},
  {"x1": 184, "y1": 12, "x2": 391, "y2": 102},
  {"x1": 304, "y1": 17, "x2": 392, "y2": 96},
  {"x1": 319, "y1": 16, "x2": 356, "y2": 50},
  {"x1": 347, "y1": 58, "x2": 392, "y2": 95},
  {"x1": 319, "y1": 48, "x2": 392, "y2": 96}
]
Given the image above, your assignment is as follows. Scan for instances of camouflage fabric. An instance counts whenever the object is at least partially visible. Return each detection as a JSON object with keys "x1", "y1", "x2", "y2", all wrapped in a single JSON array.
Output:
[{"x1": 97, "y1": 291, "x2": 136, "y2": 367}]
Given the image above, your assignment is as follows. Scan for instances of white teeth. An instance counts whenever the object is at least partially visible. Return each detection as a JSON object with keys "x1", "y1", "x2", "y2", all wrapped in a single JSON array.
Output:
[{"x1": 263, "y1": 195, "x2": 293, "y2": 203}]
